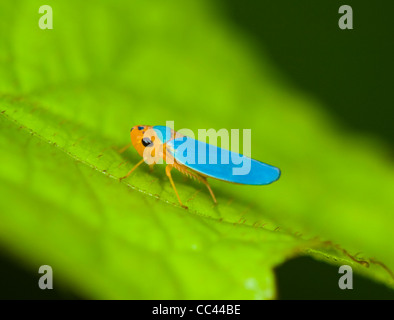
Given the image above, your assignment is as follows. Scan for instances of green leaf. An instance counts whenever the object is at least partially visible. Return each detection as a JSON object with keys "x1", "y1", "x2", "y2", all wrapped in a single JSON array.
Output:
[{"x1": 0, "y1": 0, "x2": 393, "y2": 299}]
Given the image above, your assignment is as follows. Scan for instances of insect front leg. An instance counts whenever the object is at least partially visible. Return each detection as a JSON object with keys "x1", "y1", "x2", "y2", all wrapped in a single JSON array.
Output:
[
  {"x1": 118, "y1": 142, "x2": 132, "y2": 154},
  {"x1": 119, "y1": 158, "x2": 145, "y2": 181}
]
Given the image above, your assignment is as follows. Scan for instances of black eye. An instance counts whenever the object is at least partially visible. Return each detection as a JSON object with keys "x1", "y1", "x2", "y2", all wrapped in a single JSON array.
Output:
[
  {"x1": 138, "y1": 126, "x2": 144, "y2": 130},
  {"x1": 142, "y1": 137, "x2": 153, "y2": 147}
]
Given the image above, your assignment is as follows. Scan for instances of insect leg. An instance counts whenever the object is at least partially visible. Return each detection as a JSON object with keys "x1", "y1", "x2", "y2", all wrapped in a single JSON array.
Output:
[
  {"x1": 119, "y1": 158, "x2": 145, "y2": 181},
  {"x1": 118, "y1": 142, "x2": 132, "y2": 154},
  {"x1": 171, "y1": 162, "x2": 217, "y2": 204},
  {"x1": 201, "y1": 177, "x2": 217, "y2": 204},
  {"x1": 165, "y1": 165, "x2": 186, "y2": 208}
]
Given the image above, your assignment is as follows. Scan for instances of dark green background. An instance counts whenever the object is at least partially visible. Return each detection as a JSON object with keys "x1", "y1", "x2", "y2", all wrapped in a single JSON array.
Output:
[{"x1": 221, "y1": 0, "x2": 394, "y2": 149}]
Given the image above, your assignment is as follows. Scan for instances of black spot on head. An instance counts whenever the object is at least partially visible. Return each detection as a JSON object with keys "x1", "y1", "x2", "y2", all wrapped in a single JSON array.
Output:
[
  {"x1": 142, "y1": 137, "x2": 153, "y2": 147},
  {"x1": 138, "y1": 126, "x2": 144, "y2": 130}
]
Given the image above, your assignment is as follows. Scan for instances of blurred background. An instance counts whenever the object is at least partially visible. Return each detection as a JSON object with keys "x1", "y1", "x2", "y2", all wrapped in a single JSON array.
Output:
[
  {"x1": 221, "y1": 0, "x2": 394, "y2": 150},
  {"x1": 0, "y1": 0, "x2": 394, "y2": 299}
]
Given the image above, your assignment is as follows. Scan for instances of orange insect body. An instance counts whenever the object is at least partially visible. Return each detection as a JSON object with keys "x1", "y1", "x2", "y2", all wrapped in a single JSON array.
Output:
[{"x1": 121, "y1": 125, "x2": 216, "y2": 208}]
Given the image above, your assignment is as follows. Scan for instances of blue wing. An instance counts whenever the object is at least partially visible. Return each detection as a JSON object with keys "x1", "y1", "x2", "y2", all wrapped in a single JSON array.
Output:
[
  {"x1": 166, "y1": 136, "x2": 281, "y2": 185},
  {"x1": 153, "y1": 125, "x2": 172, "y2": 144}
]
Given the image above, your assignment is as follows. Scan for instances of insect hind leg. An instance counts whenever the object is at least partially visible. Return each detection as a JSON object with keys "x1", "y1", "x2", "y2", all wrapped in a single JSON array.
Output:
[
  {"x1": 172, "y1": 162, "x2": 217, "y2": 204},
  {"x1": 200, "y1": 177, "x2": 217, "y2": 204}
]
